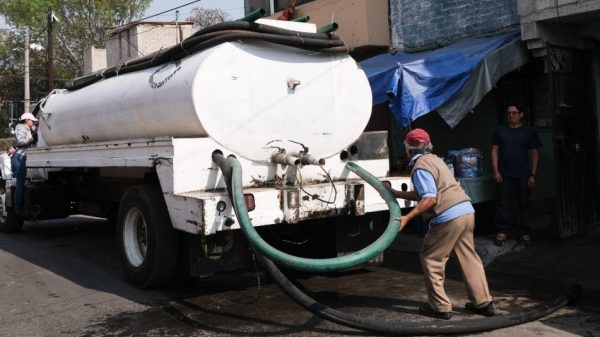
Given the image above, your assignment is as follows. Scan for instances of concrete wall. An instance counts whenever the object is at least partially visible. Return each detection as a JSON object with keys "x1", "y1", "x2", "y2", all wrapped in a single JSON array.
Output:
[
  {"x1": 106, "y1": 29, "x2": 136, "y2": 67},
  {"x1": 389, "y1": 0, "x2": 520, "y2": 50},
  {"x1": 106, "y1": 24, "x2": 195, "y2": 67},
  {"x1": 269, "y1": 0, "x2": 390, "y2": 49},
  {"x1": 519, "y1": 0, "x2": 600, "y2": 24},
  {"x1": 245, "y1": 0, "x2": 313, "y2": 14},
  {"x1": 136, "y1": 25, "x2": 195, "y2": 56},
  {"x1": 519, "y1": 0, "x2": 600, "y2": 55},
  {"x1": 83, "y1": 46, "x2": 107, "y2": 75}
]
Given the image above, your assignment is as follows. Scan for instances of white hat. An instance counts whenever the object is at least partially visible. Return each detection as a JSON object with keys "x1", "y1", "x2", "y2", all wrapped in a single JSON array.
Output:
[{"x1": 20, "y1": 112, "x2": 38, "y2": 122}]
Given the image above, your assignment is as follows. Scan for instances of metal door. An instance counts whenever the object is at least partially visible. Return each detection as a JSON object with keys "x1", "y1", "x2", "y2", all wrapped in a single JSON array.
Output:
[{"x1": 548, "y1": 46, "x2": 600, "y2": 237}]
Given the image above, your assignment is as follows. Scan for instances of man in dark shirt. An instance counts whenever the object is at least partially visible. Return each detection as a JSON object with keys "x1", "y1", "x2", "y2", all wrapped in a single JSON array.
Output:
[{"x1": 491, "y1": 105, "x2": 541, "y2": 246}]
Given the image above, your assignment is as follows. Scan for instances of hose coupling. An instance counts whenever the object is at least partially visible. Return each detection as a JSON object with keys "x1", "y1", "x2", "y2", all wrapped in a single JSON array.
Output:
[
  {"x1": 298, "y1": 153, "x2": 325, "y2": 166},
  {"x1": 271, "y1": 152, "x2": 301, "y2": 166}
]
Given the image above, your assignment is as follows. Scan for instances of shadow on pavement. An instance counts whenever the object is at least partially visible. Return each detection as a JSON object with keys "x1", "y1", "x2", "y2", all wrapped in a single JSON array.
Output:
[{"x1": 1, "y1": 216, "x2": 599, "y2": 336}]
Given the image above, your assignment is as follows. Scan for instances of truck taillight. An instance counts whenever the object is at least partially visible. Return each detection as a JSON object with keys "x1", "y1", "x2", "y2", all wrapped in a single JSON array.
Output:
[
  {"x1": 244, "y1": 194, "x2": 255, "y2": 212},
  {"x1": 216, "y1": 201, "x2": 227, "y2": 213}
]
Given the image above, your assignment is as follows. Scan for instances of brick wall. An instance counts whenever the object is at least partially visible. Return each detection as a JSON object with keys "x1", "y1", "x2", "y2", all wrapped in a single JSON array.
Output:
[
  {"x1": 136, "y1": 25, "x2": 195, "y2": 57},
  {"x1": 390, "y1": 0, "x2": 520, "y2": 50}
]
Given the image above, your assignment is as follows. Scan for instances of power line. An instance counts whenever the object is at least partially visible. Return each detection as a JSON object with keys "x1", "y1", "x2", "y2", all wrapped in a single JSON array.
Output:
[
  {"x1": 0, "y1": 74, "x2": 71, "y2": 81},
  {"x1": 146, "y1": 8, "x2": 195, "y2": 19},
  {"x1": 112, "y1": 0, "x2": 203, "y2": 30}
]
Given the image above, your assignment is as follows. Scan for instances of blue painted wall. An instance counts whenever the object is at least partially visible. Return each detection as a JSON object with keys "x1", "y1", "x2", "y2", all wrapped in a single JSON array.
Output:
[{"x1": 390, "y1": 0, "x2": 520, "y2": 50}]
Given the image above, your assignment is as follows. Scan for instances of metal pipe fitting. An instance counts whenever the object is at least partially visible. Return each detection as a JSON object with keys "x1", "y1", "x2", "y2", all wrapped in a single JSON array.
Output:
[
  {"x1": 299, "y1": 154, "x2": 325, "y2": 166},
  {"x1": 271, "y1": 153, "x2": 301, "y2": 166}
]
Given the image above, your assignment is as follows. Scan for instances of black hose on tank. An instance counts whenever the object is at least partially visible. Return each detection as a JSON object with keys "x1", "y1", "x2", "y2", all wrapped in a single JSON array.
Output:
[
  {"x1": 189, "y1": 20, "x2": 341, "y2": 41},
  {"x1": 66, "y1": 21, "x2": 346, "y2": 91}
]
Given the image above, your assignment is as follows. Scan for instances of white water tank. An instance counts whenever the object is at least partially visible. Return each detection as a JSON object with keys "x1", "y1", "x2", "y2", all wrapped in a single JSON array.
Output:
[{"x1": 38, "y1": 41, "x2": 372, "y2": 162}]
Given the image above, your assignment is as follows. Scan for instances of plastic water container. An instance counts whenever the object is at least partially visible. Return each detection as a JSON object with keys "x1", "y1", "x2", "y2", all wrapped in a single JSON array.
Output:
[
  {"x1": 0, "y1": 153, "x2": 12, "y2": 179},
  {"x1": 455, "y1": 148, "x2": 483, "y2": 178}
]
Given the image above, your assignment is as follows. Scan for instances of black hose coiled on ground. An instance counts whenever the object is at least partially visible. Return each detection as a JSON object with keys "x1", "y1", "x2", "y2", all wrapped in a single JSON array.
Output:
[
  {"x1": 212, "y1": 152, "x2": 582, "y2": 335},
  {"x1": 66, "y1": 21, "x2": 346, "y2": 91},
  {"x1": 257, "y1": 252, "x2": 581, "y2": 335}
]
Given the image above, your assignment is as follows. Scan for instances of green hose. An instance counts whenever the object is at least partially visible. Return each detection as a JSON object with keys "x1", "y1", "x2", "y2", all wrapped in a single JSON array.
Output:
[
  {"x1": 291, "y1": 15, "x2": 310, "y2": 22},
  {"x1": 238, "y1": 8, "x2": 266, "y2": 22},
  {"x1": 227, "y1": 156, "x2": 401, "y2": 272},
  {"x1": 317, "y1": 22, "x2": 338, "y2": 34}
]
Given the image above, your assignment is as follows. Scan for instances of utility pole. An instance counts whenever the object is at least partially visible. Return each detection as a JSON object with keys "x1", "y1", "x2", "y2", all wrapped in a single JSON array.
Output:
[
  {"x1": 24, "y1": 27, "x2": 30, "y2": 113},
  {"x1": 47, "y1": 7, "x2": 55, "y2": 92},
  {"x1": 269, "y1": 0, "x2": 276, "y2": 14},
  {"x1": 175, "y1": 10, "x2": 180, "y2": 44}
]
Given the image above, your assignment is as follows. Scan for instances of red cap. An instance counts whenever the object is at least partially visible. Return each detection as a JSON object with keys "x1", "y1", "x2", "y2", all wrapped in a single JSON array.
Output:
[{"x1": 404, "y1": 128, "x2": 431, "y2": 147}]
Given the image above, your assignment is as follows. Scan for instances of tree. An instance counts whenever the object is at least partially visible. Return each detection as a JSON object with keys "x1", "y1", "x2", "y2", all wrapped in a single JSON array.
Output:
[
  {"x1": 0, "y1": 0, "x2": 150, "y2": 135},
  {"x1": 0, "y1": 29, "x2": 47, "y2": 98},
  {"x1": 0, "y1": 0, "x2": 151, "y2": 85},
  {"x1": 187, "y1": 7, "x2": 229, "y2": 29}
]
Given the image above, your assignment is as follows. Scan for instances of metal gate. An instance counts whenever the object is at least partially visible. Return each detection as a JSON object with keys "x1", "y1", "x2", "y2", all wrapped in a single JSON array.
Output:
[{"x1": 548, "y1": 46, "x2": 600, "y2": 237}]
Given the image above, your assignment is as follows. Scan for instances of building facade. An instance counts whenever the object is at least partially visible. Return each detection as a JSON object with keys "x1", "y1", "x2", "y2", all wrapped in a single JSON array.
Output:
[
  {"x1": 245, "y1": 0, "x2": 314, "y2": 15},
  {"x1": 261, "y1": 0, "x2": 600, "y2": 236},
  {"x1": 83, "y1": 22, "x2": 195, "y2": 74},
  {"x1": 516, "y1": 0, "x2": 600, "y2": 236},
  {"x1": 106, "y1": 22, "x2": 195, "y2": 68}
]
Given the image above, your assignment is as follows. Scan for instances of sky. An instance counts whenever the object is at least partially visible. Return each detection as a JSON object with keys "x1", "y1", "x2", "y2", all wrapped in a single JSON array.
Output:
[
  {"x1": 0, "y1": 15, "x2": 9, "y2": 30},
  {"x1": 145, "y1": 0, "x2": 246, "y2": 22}
]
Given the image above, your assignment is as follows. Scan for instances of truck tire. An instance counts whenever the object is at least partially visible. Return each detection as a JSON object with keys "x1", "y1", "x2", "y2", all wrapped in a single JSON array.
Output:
[
  {"x1": 0, "y1": 186, "x2": 24, "y2": 233},
  {"x1": 117, "y1": 185, "x2": 179, "y2": 288}
]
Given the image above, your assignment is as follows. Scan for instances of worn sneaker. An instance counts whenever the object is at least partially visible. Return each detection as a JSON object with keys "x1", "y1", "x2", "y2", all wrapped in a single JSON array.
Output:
[
  {"x1": 520, "y1": 234, "x2": 532, "y2": 247},
  {"x1": 465, "y1": 301, "x2": 496, "y2": 317},
  {"x1": 418, "y1": 303, "x2": 452, "y2": 320},
  {"x1": 494, "y1": 232, "x2": 507, "y2": 246}
]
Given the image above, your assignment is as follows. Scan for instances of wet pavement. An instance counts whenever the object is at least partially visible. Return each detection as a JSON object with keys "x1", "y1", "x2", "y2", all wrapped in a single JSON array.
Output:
[{"x1": 0, "y1": 216, "x2": 599, "y2": 336}]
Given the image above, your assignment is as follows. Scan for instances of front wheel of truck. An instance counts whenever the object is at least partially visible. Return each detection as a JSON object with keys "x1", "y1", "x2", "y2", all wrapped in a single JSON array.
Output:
[
  {"x1": 0, "y1": 185, "x2": 24, "y2": 233},
  {"x1": 117, "y1": 185, "x2": 179, "y2": 288}
]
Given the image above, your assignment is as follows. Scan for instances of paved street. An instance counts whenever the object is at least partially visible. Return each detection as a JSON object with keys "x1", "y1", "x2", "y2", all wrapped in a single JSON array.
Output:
[{"x1": 0, "y1": 216, "x2": 599, "y2": 336}]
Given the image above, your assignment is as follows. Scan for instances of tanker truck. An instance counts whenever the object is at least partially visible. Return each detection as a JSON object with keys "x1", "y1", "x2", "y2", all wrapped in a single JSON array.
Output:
[{"x1": 0, "y1": 19, "x2": 412, "y2": 287}]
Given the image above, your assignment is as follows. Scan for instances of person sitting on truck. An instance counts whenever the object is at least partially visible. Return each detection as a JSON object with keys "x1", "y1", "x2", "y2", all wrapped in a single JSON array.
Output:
[
  {"x1": 12, "y1": 112, "x2": 38, "y2": 214},
  {"x1": 389, "y1": 128, "x2": 495, "y2": 320}
]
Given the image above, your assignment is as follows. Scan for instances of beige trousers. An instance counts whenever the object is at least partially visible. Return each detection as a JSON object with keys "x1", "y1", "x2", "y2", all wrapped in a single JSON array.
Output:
[{"x1": 420, "y1": 213, "x2": 492, "y2": 312}]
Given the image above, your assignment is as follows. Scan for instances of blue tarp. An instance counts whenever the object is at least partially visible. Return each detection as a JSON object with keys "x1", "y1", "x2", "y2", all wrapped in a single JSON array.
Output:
[{"x1": 360, "y1": 31, "x2": 520, "y2": 127}]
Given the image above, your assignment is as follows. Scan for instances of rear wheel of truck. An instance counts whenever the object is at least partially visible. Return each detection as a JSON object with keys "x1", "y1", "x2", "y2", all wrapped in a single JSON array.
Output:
[
  {"x1": 117, "y1": 185, "x2": 179, "y2": 288},
  {"x1": 0, "y1": 185, "x2": 24, "y2": 233}
]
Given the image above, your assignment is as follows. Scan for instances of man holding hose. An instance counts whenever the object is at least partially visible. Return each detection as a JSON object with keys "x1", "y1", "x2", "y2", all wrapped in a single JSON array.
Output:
[{"x1": 389, "y1": 128, "x2": 494, "y2": 320}]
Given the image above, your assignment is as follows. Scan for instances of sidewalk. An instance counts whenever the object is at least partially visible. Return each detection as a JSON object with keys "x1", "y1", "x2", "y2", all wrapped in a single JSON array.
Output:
[
  {"x1": 387, "y1": 226, "x2": 600, "y2": 335},
  {"x1": 390, "y1": 226, "x2": 600, "y2": 291},
  {"x1": 484, "y1": 227, "x2": 600, "y2": 294},
  {"x1": 390, "y1": 225, "x2": 600, "y2": 307}
]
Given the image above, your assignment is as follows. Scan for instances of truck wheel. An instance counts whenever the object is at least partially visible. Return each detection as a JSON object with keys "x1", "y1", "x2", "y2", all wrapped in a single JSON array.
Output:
[
  {"x1": 0, "y1": 186, "x2": 24, "y2": 233},
  {"x1": 117, "y1": 185, "x2": 178, "y2": 288}
]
